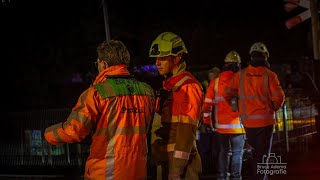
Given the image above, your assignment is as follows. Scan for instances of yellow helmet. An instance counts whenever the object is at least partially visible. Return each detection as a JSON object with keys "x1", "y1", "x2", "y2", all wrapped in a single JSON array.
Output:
[
  {"x1": 224, "y1": 51, "x2": 241, "y2": 63},
  {"x1": 249, "y1": 42, "x2": 269, "y2": 58},
  {"x1": 149, "y1": 32, "x2": 188, "y2": 57}
]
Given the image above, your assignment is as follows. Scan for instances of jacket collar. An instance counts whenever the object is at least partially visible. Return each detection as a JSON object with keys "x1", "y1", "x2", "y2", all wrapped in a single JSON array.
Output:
[
  {"x1": 92, "y1": 64, "x2": 130, "y2": 85},
  {"x1": 172, "y1": 61, "x2": 187, "y2": 77},
  {"x1": 163, "y1": 71, "x2": 200, "y2": 92}
]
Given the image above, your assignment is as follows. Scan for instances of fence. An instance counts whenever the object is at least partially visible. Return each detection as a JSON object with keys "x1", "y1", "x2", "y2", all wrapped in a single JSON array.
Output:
[{"x1": 273, "y1": 88, "x2": 319, "y2": 153}]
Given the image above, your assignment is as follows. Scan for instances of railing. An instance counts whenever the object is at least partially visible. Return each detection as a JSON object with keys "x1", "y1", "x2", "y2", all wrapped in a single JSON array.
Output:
[{"x1": 274, "y1": 88, "x2": 319, "y2": 153}]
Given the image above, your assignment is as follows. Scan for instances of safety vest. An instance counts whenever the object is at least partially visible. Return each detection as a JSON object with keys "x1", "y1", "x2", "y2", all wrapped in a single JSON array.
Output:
[
  {"x1": 224, "y1": 65, "x2": 285, "y2": 128},
  {"x1": 203, "y1": 71, "x2": 244, "y2": 134}
]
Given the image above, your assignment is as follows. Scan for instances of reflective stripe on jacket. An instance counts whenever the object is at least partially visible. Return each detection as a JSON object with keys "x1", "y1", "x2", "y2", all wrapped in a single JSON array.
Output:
[
  {"x1": 44, "y1": 65, "x2": 155, "y2": 180},
  {"x1": 202, "y1": 71, "x2": 244, "y2": 134},
  {"x1": 154, "y1": 62, "x2": 204, "y2": 175},
  {"x1": 223, "y1": 65, "x2": 285, "y2": 128}
]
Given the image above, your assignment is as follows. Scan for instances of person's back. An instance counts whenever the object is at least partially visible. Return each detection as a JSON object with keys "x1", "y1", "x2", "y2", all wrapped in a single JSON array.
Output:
[
  {"x1": 203, "y1": 55, "x2": 241, "y2": 132},
  {"x1": 85, "y1": 76, "x2": 155, "y2": 179},
  {"x1": 223, "y1": 42, "x2": 285, "y2": 180},
  {"x1": 203, "y1": 51, "x2": 245, "y2": 180},
  {"x1": 224, "y1": 43, "x2": 284, "y2": 127},
  {"x1": 228, "y1": 65, "x2": 284, "y2": 127},
  {"x1": 44, "y1": 40, "x2": 155, "y2": 179}
]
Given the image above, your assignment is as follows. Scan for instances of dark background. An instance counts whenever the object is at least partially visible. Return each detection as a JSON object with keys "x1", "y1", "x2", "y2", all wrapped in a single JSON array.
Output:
[{"x1": 0, "y1": 0, "x2": 315, "y2": 111}]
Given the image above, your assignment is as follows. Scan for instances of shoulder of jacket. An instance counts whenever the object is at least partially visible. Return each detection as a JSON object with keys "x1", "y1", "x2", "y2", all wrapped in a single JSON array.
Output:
[
  {"x1": 179, "y1": 79, "x2": 203, "y2": 91},
  {"x1": 267, "y1": 68, "x2": 276, "y2": 74},
  {"x1": 78, "y1": 86, "x2": 99, "y2": 100},
  {"x1": 267, "y1": 70, "x2": 279, "y2": 79},
  {"x1": 93, "y1": 78, "x2": 155, "y2": 98}
]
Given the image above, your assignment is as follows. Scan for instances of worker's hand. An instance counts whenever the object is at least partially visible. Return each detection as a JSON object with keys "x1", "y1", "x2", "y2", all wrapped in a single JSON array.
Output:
[
  {"x1": 204, "y1": 123, "x2": 215, "y2": 133},
  {"x1": 168, "y1": 174, "x2": 180, "y2": 180}
]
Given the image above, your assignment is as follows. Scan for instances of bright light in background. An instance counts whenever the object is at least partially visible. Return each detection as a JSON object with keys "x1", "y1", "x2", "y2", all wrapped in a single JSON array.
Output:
[{"x1": 134, "y1": 64, "x2": 158, "y2": 72}]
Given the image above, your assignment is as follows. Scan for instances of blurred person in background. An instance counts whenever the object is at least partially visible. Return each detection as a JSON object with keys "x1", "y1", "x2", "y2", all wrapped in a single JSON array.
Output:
[
  {"x1": 198, "y1": 66, "x2": 221, "y2": 167},
  {"x1": 201, "y1": 67, "x2": 221, "y2": 93}
]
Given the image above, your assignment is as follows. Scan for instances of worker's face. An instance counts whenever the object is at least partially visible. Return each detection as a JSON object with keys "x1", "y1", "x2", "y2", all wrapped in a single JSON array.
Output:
[
  {"x1": 208, "y1": 72, "x2": 218, "y2": 81},
  {"x1": 155, "y1": 56, "x2": 176, "y2": 76}
]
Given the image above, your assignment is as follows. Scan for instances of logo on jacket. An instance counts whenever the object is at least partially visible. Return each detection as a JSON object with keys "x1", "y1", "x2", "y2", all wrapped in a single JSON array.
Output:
[
  {"x1": 126, "y1": 84, "x2": 134, "y2": 94},
  {"x1": 121, "y1": 107, "x2": 144, "y2": 113},
  {"x1": 246, "y1": 73, "x2": 262, "y2": 77}
]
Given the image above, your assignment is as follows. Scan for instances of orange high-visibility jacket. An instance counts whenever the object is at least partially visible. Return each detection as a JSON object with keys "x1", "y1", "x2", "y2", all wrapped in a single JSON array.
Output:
[
  {"x1": 153, "y1": 68, "x2": 204, "y2": 175},
  {"x1": 44, "y1": 65, "x2": 156, "y2": 180},
  {"x1": 202, "y1": 71, "x2": 245, "y2": 134},
  {"x1": 223, "y1": 65, "x2": 285, "y2": 128}
]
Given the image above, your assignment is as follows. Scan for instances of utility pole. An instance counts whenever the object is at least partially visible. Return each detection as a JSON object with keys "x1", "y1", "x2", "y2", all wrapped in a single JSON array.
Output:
[
  {"x1": 102, "y1": 0, "x2": 111, "y2": 41},
  {"x1": 310, "y1": 0, "x2": 320, "y2": 86}
]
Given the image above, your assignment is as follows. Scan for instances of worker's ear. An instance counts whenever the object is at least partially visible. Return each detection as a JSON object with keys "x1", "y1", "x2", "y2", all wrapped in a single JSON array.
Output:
[
  {"x1": 174, "y1": 54, "x2": 182, "y2": 65},
  {"x1": 103, "y1": 61, "x2": 109, "y2": 69}
]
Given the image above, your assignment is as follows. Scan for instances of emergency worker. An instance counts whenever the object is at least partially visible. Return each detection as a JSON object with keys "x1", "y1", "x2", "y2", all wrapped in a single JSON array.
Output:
[
  {"x1": 149, "y1": 32, "x2": 204, "y2": 180},
  {"x1": 201, "y1": 67, "x2": 221, "y2": 93},
  {"x1": 198, "y1": 66, "x2": 220, "y2": 161},
  {"x1": 223, "y1": 42, "x2": 285, "y2": 180},
  {"x1": 44, "y1": 40, "x2": 156, "y2": 180},
  {"x1": 202, "y1": 51, "x2": 245, "y2": 180}
]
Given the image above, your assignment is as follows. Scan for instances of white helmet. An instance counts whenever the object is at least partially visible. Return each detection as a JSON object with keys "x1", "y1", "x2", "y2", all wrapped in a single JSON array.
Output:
[{"x1": 249, "y1": 42, "x2": 269, "y2": 58}]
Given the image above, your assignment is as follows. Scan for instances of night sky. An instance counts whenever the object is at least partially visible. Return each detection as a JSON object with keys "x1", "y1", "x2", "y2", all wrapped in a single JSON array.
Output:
[{"x1": 1, "y1": 0, "x2": 315, "y2": 111}]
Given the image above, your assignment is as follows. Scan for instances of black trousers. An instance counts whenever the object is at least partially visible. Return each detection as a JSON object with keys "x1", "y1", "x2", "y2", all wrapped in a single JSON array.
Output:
[{"x1": 245, "y1": 125, "x2": 274, "y2": 180}]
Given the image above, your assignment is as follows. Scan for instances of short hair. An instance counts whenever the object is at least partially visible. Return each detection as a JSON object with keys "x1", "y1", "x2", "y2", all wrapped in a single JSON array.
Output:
[{"x1": 97, "y1": 40, "x2": 130, "y2": 67}]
